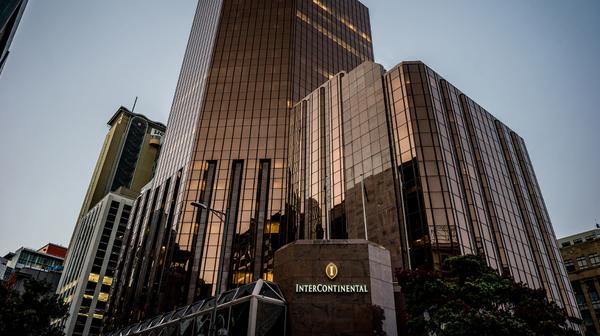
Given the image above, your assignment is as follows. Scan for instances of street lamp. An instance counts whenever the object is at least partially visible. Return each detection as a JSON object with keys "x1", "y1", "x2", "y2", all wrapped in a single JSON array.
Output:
[{"x1": 190, "y1": 201, "x2": 230, "y2": 336}]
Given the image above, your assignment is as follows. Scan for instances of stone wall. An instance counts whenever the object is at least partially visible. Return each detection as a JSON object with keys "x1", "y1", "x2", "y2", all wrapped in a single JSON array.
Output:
[{"x1": 273, "y1": 239, "x2": 397, "y2": 335}]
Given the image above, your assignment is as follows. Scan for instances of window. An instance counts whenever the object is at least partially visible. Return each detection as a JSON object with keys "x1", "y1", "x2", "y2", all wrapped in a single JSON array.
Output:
[
  {"x1": 572, "y1": 282, "x2": 586, "y2": 305},
  {"x1": 574, "y1": 238, "x2": 583, "y2": 245},
  {"x1": 88, "y1": 273, "x2": 99, "y2": 282},
  {"x1": 561, "y1": 241, "x2": 571, "y2": 247},
  {"x1": 564, "y1": 259, "x2": 575, "y2": 272},
  {"x1": 587, "y1": 280, "x2": 600, "y2": 304},
  {"x1": 590, "y1": 253, "x2": 600, "y2": 266},
  {"x1": 98, "y1": 292, "x2": 109, "y2": 302},
  {"x1": 582, "y1": 310, "x2": 593, "y2": 328},
  {"x1": 577, "y1": 256, "x2": 588, "y2": 269}
]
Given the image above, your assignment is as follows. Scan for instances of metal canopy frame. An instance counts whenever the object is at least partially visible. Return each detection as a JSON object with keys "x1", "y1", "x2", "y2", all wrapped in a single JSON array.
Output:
[{"x1": 105, "y1": 279, "x2": 286, "y2": 336}]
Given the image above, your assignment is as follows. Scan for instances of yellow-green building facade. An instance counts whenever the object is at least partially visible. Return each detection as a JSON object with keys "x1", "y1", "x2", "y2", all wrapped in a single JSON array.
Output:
[{"x1": 78, "y1": 106, "x2": 165, "y2": 217}]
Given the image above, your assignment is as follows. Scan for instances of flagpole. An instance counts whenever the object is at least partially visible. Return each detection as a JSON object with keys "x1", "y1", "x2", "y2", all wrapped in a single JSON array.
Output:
[{"x1": 361, "y1": 174, "x2": 368, "y2": 240}]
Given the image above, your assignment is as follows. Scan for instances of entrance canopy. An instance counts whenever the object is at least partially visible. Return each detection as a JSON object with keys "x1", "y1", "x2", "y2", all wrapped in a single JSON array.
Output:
[{"x1": 105, "y1": 279, "x2": 286, "y2": 336}]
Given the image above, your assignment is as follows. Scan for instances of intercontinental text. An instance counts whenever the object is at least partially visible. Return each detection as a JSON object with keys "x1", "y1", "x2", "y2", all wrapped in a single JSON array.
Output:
[{"x1": 295, "y1": 283, "x2": 369, "y2": 293}]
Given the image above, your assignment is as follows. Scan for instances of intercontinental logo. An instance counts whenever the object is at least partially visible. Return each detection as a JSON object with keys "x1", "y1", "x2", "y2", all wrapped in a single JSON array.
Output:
[
  {"x1": 294, "y1": 262, "x2": 369, "y2": 294},
  {"x1": 325, "y1": 262, "x2": 338, "y2": 280}
]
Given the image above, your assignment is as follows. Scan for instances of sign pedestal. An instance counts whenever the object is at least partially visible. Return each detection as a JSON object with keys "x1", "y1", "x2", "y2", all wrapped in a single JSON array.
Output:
[{"x1": 273, "y1": 239, "x2": 397, "y2": 336}]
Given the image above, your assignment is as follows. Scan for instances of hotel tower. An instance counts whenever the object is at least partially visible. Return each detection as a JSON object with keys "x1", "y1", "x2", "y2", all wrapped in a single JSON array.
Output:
[
  {"x1": 107, "y1": 0, "x2": 580, "y2": 332},
  {"x1": 287, "y1": 61, "x2": 580, "y2": 323},
  {"x1": 108, "y1": 0, "x2": 374, "y2": 326}
]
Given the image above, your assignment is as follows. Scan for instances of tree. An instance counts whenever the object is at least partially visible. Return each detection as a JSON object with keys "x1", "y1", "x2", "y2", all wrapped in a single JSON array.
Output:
[
  {"x1": 397, "y1": 254, "x2": 580, "y2": 336},
  {"x1": 0, "y1": 277, "x2": 69, "y2": 336}
]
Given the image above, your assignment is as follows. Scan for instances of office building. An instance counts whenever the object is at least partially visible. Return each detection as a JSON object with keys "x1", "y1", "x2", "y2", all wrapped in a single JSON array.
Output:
[
  {"x1": 288, "y1": 60, "x2": 580, "y2": 323},
  {"x1": 107, "y1": 0, "x2": 374, "y2": 327},
  {"x1": 57, "y1": 188, "x2": 137, "y2": 336},
  {"x1": 3, "y1": 245, "x2": 65, "y2": 276},
  {"x1": 559, "y1": 228, "x2": 600, "y2": 334},
  {"x1": 107, "y1": 0, "x2": 580, "y2": 333},
  {"x1": 57, "y1": 106, "x2": 164, "y2": 335},
  {"x1": 78, "y1": 106, "x2": 165, "y2": 218},
  {"x1": 0, "y1": 0, "x2": 27, "y2": 75},
  {"x1": 2, "y1": 244, "x2": 66, "y2": 292}
]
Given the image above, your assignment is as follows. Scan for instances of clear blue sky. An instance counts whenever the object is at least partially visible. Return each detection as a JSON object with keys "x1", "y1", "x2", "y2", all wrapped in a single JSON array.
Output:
[{"x1": 0, "y1": 0, "x2": 599, "y2": 254}]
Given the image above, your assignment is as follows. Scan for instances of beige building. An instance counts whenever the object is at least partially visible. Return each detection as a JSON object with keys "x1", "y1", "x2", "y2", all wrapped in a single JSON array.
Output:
[
  {"x1": 59, "y1": 188, "x2": 138, "y2": 336},
  {"x1": 78, "y1": 106, "x2": 165, "y2": 217},
  {"x1": 59, "y1": 106, "x2": 164, "y2": 335},
  {"x1": 560, "y1": 229, "x2": 600, "y2": 334}
]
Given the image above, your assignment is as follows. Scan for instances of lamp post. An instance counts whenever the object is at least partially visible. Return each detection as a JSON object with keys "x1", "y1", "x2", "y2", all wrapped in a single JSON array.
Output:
[{"x1": 190, "y1": 201, "x2": 230, "y2": 336}]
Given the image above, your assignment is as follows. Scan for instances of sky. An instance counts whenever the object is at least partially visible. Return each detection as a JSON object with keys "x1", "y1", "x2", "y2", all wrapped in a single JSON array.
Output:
[{"x1": 0, "y1": 0, "x2": 599, "y2": 254}]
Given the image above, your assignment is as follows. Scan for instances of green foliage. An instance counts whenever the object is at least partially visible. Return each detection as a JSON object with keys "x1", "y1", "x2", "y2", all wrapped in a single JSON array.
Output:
[
  {"x1": 397, "y1": 255, "x2": 580, "y2": 336},
  {"x1": 0, "y1": 278, "x2": 69, "y2": 336},
  {"x1": 371, "y1": 304, "x2": 386, "y2": 336}
]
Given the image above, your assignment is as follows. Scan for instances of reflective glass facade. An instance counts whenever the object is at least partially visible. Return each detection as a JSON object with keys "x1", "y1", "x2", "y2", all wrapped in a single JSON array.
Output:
[
  {"x1": 0, "y1": 0, "x2": 27, "y2": 75},
  {"x1": 287, "y1": 61, "x2": 580, "y2": 321},
  {"x1": 108, "y1": 0, "x2": 373, "y2": 328}
]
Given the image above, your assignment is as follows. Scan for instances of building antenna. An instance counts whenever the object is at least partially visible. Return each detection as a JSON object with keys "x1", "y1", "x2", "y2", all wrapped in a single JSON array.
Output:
[{"x1": 131, "y1": 96, "x2": 138, "y2": 113}]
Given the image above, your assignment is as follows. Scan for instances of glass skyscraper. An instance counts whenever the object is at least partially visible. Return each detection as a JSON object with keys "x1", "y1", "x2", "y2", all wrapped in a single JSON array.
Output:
[
  {"x1": 0, "y1": 0, "x2": 27, "y2": 75},
  {"x1": 108, "y1": 0, "x2": 373, "y2": 327},
  {"x1": 107, "y1": 0, "x2": 580, "y2": 331},
  {"x1": 288, "y1": 60, "x2": 580, "y2": 322}
]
